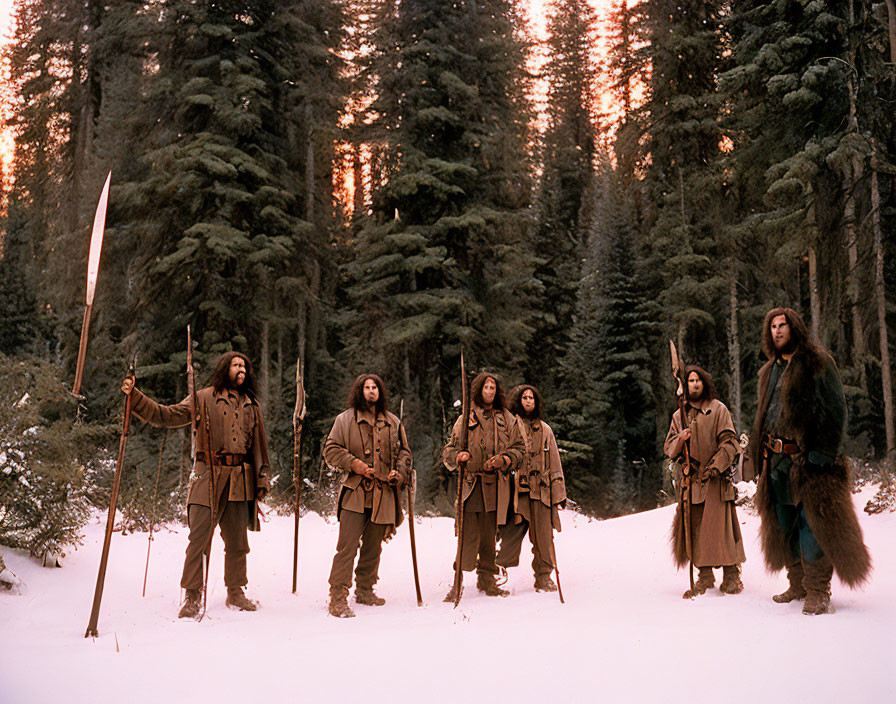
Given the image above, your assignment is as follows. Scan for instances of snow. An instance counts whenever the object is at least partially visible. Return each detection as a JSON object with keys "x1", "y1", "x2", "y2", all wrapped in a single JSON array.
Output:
[{"x1": 1, "y1": 488, "x2": 894, "y2": 704}]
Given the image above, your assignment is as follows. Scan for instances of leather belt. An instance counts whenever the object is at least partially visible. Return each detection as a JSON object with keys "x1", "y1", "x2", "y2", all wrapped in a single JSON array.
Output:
[
  {"x1": 762, "y1": 435, "x2": 800, "y2": 456},
  {"x1": 196, "y1": 451, "x2": 246, "y2": 466}
]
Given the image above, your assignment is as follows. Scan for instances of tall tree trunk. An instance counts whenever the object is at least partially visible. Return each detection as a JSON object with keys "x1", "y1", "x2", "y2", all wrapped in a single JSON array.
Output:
[
  {"x1": 871, "y1": 168, "x2": 894, "y2": 483},
  {"x1": 260, "y1": 318, "x2": 270, "y2": 416},
  {"x1": 305, "y1": 102, "x2": 315, "y2": 220},
  {"x1": 885, "y1": 0, "x2": 896, "y2": 62},
  {"x1": 353, "y1": 144, "x2": 365, "y2": 219},
  {"x1": 806, "y1": 190, "x2": 821, "y2": 341},
  {"x1": 727, "y1": 269, "x2": 742, "y2": 429},
  {"x1": 845, "y1": 0, "x2": 866, "y2": 388},
  {"x1": 808, "y1": 245, "x2": 821, "y2": 341}
]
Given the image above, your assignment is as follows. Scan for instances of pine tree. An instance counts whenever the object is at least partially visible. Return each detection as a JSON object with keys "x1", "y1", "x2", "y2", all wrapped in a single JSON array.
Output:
[
  {"x1": 528, "y1": 0, "x2": 597, "y2": 396},
  {"x1": 343, "y1": 0, "x2": 539, "y2": 492}
]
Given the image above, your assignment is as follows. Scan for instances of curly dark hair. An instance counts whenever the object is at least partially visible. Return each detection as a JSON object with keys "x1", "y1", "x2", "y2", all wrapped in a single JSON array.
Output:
[
  {"x1": 684, "y1": 365, "x2": 717, "y2": 403},
  {"x1": 470, "y1": 372, "x2": 505, "y2": 410},
  {"x1": 348, "y1": 374, "x2": 388, "y2": 415},
  {"x1": 509, "y1": 384, "x2": 543, "y2": 420},
  {"x1": 209, "y1": 351, "x2": 257, "y2": 398},
  {"x1": 760, "y1": 307, "x2": 824, "y2": 360}
]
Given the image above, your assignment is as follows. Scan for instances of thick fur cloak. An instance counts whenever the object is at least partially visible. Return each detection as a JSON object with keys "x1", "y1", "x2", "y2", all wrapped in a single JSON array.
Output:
[{"x1": 750, "y1": 345, "x2": 871, "y2": 588}]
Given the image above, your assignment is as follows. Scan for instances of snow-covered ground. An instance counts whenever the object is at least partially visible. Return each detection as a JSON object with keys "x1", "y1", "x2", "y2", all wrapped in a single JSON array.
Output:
[{"x1": 1, "y1": 488, "x2": 894, "y2": 704}]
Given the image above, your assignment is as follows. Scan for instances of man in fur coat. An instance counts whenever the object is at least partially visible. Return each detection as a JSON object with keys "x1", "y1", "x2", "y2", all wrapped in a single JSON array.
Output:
[
  {"x1": 746, "y1": 308, "x2": 871, "y2": 615},
  {"x1": 665, "y1": 366, "x2": 746, "y2": 598}
]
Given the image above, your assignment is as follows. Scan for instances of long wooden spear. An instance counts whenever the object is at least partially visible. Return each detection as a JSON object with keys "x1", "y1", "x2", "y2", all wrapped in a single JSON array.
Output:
[
  {"x1": 452, "y1": 349, "x2": 470, "y2": 607},
  {"x1": 72, "y1": 172, "x2": 111, "y2": 398},
  {"x1": 401, "y1": 399, "x2": 423, "y2": 606},
  {"x1": 669, "y1": 340, "x2": 695, "y2": 595},
  {"x1": 85, "y1": 358, "x2": 135, "y2": 638},
  {"x1": 291, "y1": 356, "x2": 307, "y2": 594},
  {"x1": 142, "y1": 430, "x2": 168, "y2": 597}
]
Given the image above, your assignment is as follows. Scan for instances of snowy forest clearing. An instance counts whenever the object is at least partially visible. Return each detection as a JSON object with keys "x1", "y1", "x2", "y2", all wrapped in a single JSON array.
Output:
[{"x1": 2, "y1": 488, "x2": 894, "y2": 704}]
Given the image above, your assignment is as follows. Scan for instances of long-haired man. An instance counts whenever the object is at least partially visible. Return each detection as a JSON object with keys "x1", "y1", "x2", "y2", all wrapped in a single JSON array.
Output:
[
  {"x1": 121, "y1": 351, "x2": 270, "y2": 618},
  {"x1": 746, "y1": 308, "x2": 870, "y2": 614},
  {"x1": 664, "y1": 365, "x2": 745, "y2": 598},
  {"x1": 323, "y1": 374, "x2": 412, "y2": 617},
  {"x1": 442, "y1": 372, "x2": 525, "y2": 599},
  {"x1": 496, "y1": 384, "x2": 567, "y2": 593}
]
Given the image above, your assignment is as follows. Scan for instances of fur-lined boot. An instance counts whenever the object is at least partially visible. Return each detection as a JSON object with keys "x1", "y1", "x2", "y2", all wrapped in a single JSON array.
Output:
[
  {"x1": 355, "y1": 586, "x2": 386, "y2": 606},
  {"x1": 720, "y1": 565, "x2": 744, "y2": 595},
  {"x1": 682, "y1": 567, "x2": 714, "y2": 599},
  {"x1": 328, "y1": 586, "x2": 356, "y2": 618},
  {"x1": 178, "y1": 589, "x2": 202, "y2": 619},
  {"x1": 802, "y1": 555, "x2": 833, "y2": 615},
  {"x1": 772, "y1": 560, "x2": 807, "y2": 603},
  {"x1": 477, "y1": 573, "x2": 509, "y2": 597}
]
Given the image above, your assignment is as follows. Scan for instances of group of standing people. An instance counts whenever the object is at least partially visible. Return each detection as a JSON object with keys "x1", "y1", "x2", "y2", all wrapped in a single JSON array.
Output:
[
  {"x1": 119, "y1": 306, "x2": 871, "y2": 620},
  {"x1": 324, "y1": 372, "x2": 567, "y2": 617},
  {"x1": 122, "y1": 363, "x2": 566, "y2": 620},
  {"x1": 661, "y1": 307, "x2": 871, "y2": 614}
]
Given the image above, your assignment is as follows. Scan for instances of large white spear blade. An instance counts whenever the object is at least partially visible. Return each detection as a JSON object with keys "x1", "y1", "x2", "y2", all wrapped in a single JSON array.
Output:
[
  {"x1": 72, "y1": 171, "x2": 112, "y2": 396},
  {"x1": 85, "y1": 171, "x2": 111, "y2": 306}
]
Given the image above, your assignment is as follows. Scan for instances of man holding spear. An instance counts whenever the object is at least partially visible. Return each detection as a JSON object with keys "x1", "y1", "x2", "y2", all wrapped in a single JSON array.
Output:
[
  {"x1": 442, "y1": 371, "x2": 525, "y2": 601},
  {"x1": 120, "y1": 350, "x2": 271, "y2": 618},
  {"x1": 324, "y1": 374, "x2": 412, "y2": 618},
  {"x1": 664, "y1": 364, "x2": 745, "y2": 598}
]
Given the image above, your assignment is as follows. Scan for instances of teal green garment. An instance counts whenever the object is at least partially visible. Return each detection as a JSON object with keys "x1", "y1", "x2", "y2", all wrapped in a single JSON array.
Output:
[
  {"x1": 762, "y1": 354, "x2": 847, "y2": 561},
  {"x1": 764, "y1": 358, "x2": 793, "y2": 505}
]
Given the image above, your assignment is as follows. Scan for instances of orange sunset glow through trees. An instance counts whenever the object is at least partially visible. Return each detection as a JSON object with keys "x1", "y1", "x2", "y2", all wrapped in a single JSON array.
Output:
[{"x1": 0, "y1": 1, "x2": 636, "y2": 224}]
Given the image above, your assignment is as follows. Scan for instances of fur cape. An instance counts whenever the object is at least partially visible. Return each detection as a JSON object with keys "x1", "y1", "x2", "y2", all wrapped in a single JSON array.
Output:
[{"x1": 750, "y1": 345, "x2": 871, "y2": 588}]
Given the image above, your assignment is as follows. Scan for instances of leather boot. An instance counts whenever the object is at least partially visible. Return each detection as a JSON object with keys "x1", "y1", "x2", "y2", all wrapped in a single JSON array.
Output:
[
  {"x1": 802, "y1": 555, "x2": 833, "y2": 615},
  {"x1": 178, "y1": 589, "x2": 202, "y2": 619},
  {"x1": 225, "y1": 586, "x2": 258, "y2": 611},
  {"x1": 534, "y1": 574, "x2": 558, "y2": 592},
  {"x1": 477, "y1": 573, "x2": 509, "y2": 597},
  {"x1": 328, "y1": 586, "x2": 355, "y2": 618},
  {"x1": 682, "y1": 567, "x2": 715, "y2": 599},
  {"x1": 772, "y1": 560, "x2": 806, "y2": 603},
  {"x1": 355, "y1": 586, "x2": 386, "y2": 606},
  {"x1": 719, "y1": 565, "x2": 744, "y2": 595}
]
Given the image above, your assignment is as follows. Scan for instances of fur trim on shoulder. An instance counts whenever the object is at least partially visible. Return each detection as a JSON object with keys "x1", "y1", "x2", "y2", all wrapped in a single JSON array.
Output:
[{"x1": 795, "y1": 455, "x2": 872, "y2": 588}]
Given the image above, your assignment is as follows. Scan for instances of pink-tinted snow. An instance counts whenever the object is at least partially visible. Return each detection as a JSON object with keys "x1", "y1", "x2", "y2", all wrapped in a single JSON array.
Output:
[{"x1": 1, "y1": 487, "x2": 893, "y2": 703}]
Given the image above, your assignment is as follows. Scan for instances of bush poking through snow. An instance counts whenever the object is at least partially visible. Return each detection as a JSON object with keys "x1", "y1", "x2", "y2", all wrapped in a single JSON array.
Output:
[{"x1": 0, "y1": 355, "x2": 108, "y2": 562}]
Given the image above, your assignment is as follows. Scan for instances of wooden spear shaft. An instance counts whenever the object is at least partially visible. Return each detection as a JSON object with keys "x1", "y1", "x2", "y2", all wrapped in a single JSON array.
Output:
[{"x1": 85, "y1": 363, "x2": 134, "y2": 638}]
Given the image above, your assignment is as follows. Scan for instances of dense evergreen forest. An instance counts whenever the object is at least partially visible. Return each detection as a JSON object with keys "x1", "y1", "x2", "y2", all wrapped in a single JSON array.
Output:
[{"x1": 1, "y1": 0, "x2": 894, "y2": 556}]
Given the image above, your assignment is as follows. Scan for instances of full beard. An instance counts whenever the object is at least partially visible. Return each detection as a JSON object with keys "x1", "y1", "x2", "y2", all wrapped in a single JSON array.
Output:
[{"x1": 774, "y1": 339, "x2": 796, "y2": 356}]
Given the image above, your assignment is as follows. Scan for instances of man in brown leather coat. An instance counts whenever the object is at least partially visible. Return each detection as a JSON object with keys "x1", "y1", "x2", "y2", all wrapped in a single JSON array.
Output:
[
  {"x1": 121, "y1": 351, "x2": 270, "y2": 618},
  {"x1": 324, "y1": 374, "x2": 412, "y2": 618},
  {"x1": 664, "y1": 365, "x2": 745, "y2": 598},
  {"x1": 497, "y1": 385, "x2": 567, "y2": 593},
  {"x1": 443, "y1": 372, "x2": 525, "y2": 600}
]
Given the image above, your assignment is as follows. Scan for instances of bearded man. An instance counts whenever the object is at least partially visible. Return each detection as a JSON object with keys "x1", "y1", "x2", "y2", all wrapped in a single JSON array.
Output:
[
  {"x1": 496, "y1": 385, "x2": 567, "y2": 593},
  {"x1": 121, "y1": 351, "x2": 270, "y2": 618},
  {"x1": 324, "y1": 374, "x2": 411, "y2": 618},
  {"x1": 665, "y1": 366, "x2": 745, "y2": 598},
  {"x1": 443, "y1": 372, "x2": 525, "y2": 600},
  {"x1": 747, "y1": 307, "x2": 871, "y2": 615}
]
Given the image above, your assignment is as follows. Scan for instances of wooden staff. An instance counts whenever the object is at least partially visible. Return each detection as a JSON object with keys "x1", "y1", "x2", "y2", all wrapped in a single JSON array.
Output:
[
  {"x1": 452, "y1": 350, "x2": 470, "y2": 607},
  {"x1": 292, "y1": 357, "x2": 307, "y2": 594},
  {"x1": 85, "y1": 359, "x2": 135, "y2": 638}
]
